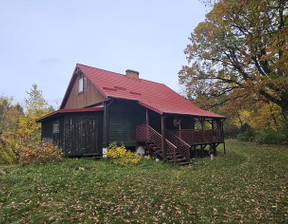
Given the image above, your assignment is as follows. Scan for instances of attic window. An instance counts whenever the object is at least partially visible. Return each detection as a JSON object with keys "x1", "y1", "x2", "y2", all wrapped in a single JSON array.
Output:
[{"x1": 78, "y1": 77, "x2": 84, "y2": 93}]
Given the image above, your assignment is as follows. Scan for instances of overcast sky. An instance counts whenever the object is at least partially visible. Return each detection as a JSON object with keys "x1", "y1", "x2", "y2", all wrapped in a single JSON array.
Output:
[{"x1": 0, "y1": 0, "x2": 207, "y2": 109}]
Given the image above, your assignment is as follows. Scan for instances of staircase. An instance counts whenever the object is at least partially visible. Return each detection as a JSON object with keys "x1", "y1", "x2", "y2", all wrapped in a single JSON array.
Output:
[{"x1": 136, "y1": 124, "x2": 191, "y2": 165}]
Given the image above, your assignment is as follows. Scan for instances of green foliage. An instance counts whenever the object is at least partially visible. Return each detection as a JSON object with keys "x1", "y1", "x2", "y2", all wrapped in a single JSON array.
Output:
[
  {"x1": 237, "y1": 123, "x2": 255, "y2": 142},
  {"x1": 106, "y1": 142, "x2": 142, "y2": 166},
  {"x1": 0, "y1": 138, "x2": 17, "y2": 165},
  {"x1": 0, "y1": 95, "x2": 23, "y2": 134},
  {"x1": 0, "y1": 85, "x2": 60, "y2": 166},
  {"x1": 0, "y1": 134, "x2": 20, "y2": 165},
  {"x1": 1, "y1": 140, "x2": 288, "y2": 223},
  {"x1": 223, "y1": 118, "x2": 239, "y2": 138},
  {"x1": 255, "y1": 128, "x2": 288, "y2": 145},
  {"x1": 24, "y1": 84, "x2": 49, "y2": 113},
  {"x1": 18, "y1": 141, "x2": 63, "y2": 166},
  {"x1": 18, "y1": 84, "x2": 53, "y2": 141}
]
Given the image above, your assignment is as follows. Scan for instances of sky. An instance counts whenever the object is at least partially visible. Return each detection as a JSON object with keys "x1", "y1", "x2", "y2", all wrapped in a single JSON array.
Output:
[{"x1": 0, "y1": 0, "x2": 207, "y2": 109}]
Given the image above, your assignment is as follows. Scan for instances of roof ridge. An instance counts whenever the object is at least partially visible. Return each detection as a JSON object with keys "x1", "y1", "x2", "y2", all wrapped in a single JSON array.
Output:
[{"x1": 77, "y1": 63, "x2": 166, "y2": 86}]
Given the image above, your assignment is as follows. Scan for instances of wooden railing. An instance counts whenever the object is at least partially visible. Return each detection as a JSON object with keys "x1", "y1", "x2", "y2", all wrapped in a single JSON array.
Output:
[
  {"x1": 136, "y1": 124, "x2": 177, "y2": 161},
  {"x1": 171, "y1": 129, "x2": 223, "y2": 145},
  {"x1": 166, "y1": 129, "x2": 190, "y2": 160}
]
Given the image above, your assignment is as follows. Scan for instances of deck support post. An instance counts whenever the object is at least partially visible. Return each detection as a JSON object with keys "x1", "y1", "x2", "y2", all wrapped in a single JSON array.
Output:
[
  {"x1": 161, "y1": 115, "x2": 166, "y2": 160},
  {"x1": 201, "y1": 145, "x2": 203, "y2": 158}
]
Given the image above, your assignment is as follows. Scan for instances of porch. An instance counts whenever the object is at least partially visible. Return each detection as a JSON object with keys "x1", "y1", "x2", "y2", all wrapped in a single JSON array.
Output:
[{"x1": 135, "y1": 110, "x2": 225, "y2": 164}]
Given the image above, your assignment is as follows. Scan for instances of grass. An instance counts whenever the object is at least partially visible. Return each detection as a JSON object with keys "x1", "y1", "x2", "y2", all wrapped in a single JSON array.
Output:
[{"x1": 0, "y1": 140, "x2": 288, "y2": 223}]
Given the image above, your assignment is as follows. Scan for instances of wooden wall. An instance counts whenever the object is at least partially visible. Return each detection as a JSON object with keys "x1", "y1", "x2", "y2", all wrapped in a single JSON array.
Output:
[
  {"x1": 63, "y1": 72, "x2": 106, "y2": 109},
  {"x1": 107, "y1": 99, "x2": 146, "y2": 147},
  {"x1": 41, "y1": 111, "x2": 103, "y2": 157}
]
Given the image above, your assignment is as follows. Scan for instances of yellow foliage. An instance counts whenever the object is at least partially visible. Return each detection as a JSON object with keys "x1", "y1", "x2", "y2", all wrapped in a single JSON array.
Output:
[
  {"x1": 106, "y1": 142, "x2": 141, "y2": 167},
  {"x1": 234, "y1": 102, "x2": 285, "y2": 130}
]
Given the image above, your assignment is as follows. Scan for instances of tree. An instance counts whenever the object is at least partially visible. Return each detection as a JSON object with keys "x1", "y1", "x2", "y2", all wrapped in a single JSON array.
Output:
[
  {"x1": 0, "y1": 96, "x2": 23, "y2": 134},
  {"x1": 179, "y1": 0, "x2": 288, "y2": 125},
  {"x1": 18, "y1": 84, "x2": 52, "y2": 141}
]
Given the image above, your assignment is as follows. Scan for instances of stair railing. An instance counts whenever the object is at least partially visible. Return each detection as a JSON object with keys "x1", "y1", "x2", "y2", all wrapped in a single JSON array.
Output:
[
  {"x1": 166, "y1": 129, "x2": 191, "y2": 160},
  {"x1": 136, "y1": 124, "x2": 177, "y2": 161}
]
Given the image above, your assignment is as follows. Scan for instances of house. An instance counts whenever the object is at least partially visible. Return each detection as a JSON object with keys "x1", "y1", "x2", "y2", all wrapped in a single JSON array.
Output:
[{"x1": 36, "y1": 63, "x2": 225, "y2": 164}]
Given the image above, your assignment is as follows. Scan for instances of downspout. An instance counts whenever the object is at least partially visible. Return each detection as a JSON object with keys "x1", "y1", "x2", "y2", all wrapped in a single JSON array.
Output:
[
  {"x1": 161, "y1": 114, "x2": 166, "y2": 161},
  {"x1": 103, "y1": 99, "x2": 114, "y2": 147}
]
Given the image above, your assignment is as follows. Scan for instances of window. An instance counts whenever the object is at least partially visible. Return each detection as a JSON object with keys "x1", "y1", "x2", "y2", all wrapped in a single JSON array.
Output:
[
  {"x1": 78, "y1": 77, "x2": 84, "y2": 93},
  {"x1": 53, "y1": 121, "x2": 59, "y2": 134}
]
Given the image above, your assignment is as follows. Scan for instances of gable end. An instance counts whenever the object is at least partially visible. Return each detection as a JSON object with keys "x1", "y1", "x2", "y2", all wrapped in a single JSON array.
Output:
[{"x1": 60, "y1": 68, "x2": 106, "y2": 109}]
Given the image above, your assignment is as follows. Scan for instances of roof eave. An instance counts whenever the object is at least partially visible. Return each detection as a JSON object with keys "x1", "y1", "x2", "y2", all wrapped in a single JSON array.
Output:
[{"x1": 36, "y1": 106, "x2": 104, "y2": 123}]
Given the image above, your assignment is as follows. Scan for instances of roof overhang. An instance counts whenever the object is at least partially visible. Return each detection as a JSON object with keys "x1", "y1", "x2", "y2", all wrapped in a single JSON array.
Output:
[{"x1": 36, "y1": 106, "x2": 104, "y2": 123}]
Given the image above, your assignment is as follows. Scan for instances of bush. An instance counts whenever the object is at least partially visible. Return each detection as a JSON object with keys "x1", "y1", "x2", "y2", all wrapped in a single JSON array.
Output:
[
  {"x1": 18, "y1": 141, "x2": 63, "y2": 166},
  {"x1": 106, "y1": 142, "x2": 141, "y2": 166},
  {"x1": 0, "y1": 133, "x2": 63, "y2": 166},
  {"x1": 0, "y1": 134, "x2": 19, "y2": 165},
  {"x1": 237, "y1": 123, "x2": 255, "y2": 142},
  {"x1": 223, "y1": 119, "x2": 240, "y2": 139},
  {"x1": 255, "y1": 128, "x2": 288, "y2": 145}
]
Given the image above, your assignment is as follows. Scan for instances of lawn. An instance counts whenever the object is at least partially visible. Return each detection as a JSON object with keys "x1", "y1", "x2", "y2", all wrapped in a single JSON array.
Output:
[{"x1": 0, "y1": 140, "x2": 287, "y2": 223}]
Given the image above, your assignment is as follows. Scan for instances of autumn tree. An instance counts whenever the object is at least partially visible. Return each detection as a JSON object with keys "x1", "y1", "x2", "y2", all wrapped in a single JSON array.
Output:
[
  {"x1": 18, "y1": 84, "x2": 53, "y2": 140},
  {"x1": 179, "y1": 0, "x2": 288, "y2": 125},
  {"x1": 0, "y1": 96, "x2": 23, "y2": 134}
]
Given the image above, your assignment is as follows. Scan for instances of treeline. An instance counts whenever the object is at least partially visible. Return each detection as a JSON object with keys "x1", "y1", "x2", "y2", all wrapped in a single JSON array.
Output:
[
  {"x1": 221, "y1": 100, "x2": 288, "y2": 145},
  {"x1": 0, "y1": 84, "x2": 62, "y2": 165}
]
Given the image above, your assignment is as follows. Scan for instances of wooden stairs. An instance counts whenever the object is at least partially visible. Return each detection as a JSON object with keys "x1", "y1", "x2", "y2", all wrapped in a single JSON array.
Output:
[
  {"x1": 136, "y1": 124, "x2": 192, "y2": 166},
  {"x1": 146, "y1": 141, "x2": 191, "y2": 165}
]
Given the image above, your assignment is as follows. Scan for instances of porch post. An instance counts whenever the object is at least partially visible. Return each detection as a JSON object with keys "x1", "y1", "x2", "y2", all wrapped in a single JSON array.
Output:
[
  {"x1": 201, "y1": 118, "x2": 205, "y2": 143},
  {"x1": 161, "y1": 115, "x2": 166, "y2": 160},
  {"x1": 178, "y1": 119, "x2": 182, "y2": 139},
  {"x1": 221, "y1": 119, "x2": 226, "y2": 155},
  {"x1": 146, "y1": 109, "x2": 149, "y2": 141}
]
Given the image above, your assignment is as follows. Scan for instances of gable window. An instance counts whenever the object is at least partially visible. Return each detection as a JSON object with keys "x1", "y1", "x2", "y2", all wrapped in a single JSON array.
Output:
[
  {"x1": 78, "y1": 77, "x2": 84, "y2": 93},
  {"x1": 53, "y1": 121, "x2": 59, "y2": 134}
]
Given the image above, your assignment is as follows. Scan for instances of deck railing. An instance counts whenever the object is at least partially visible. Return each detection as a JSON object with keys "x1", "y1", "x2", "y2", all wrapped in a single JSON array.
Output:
[{"x1": 171, "y1": 129, "x2": 223, "y2": 145}]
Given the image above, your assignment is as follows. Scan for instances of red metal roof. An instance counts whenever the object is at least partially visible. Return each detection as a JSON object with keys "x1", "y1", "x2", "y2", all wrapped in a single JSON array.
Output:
[
  {"x1": 77, "y1": 64, "x2": 224, "y2": 118},
  {"x1": 36, "y1": 106, "x2": 104, "y2": 122}
]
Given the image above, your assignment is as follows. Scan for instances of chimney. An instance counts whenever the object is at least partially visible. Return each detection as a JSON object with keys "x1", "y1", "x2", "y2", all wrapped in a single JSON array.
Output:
[{"x1": 125, "y1": 69, "x2": 139, "y2": 79}]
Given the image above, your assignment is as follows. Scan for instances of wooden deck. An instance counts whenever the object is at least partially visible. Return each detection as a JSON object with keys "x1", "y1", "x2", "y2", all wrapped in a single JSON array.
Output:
[{"x1": 136, "y1": 124, "x2": 225, "y2": 162}]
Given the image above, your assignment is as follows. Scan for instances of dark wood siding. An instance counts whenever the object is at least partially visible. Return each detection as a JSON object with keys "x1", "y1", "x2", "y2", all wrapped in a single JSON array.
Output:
[
  {"x1": 41, "y1": 111, "x2": 103, "y2": 156},
  {"x1": 107, "y1": 99, "x2": 145, "y2": 146},
  {"x1": 63, "y1": 112, "x2": 103, "y2": 156},
  {"x1": 41, "y1": 119, "x2": 63, "y2": 147}
]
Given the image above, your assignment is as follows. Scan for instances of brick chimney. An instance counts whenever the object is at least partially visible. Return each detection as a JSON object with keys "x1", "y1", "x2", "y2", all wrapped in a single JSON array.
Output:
[{"x1": 125, "y1": 69, "x2": 139, "y2": 79}]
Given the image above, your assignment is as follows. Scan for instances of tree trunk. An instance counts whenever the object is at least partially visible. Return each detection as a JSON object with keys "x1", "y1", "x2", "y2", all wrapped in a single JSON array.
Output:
[
  {"x1": 280, "y1": 93, "x2": 288, "y2": 127},
  {"x1": 281, "y1": 105, "x2": 288, "y2": 127}
]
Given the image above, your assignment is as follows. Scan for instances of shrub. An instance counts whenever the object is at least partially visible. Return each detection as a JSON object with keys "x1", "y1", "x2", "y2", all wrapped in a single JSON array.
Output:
[
  {"x1": 237, "y1": 123, "x2": 255, "y2": 142},
  {"x1": 0, "y1": 134, "x2": 19, "y2": 165},
  {"x1": 106, "y1": 142, "x2": 141, "y2": 167},
  {"x1": 255, "y1": 128, "x2": 288, "y2": 145},
  {"x1": 18, "y1": 141, "x2": 63, "y2": 166}
]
